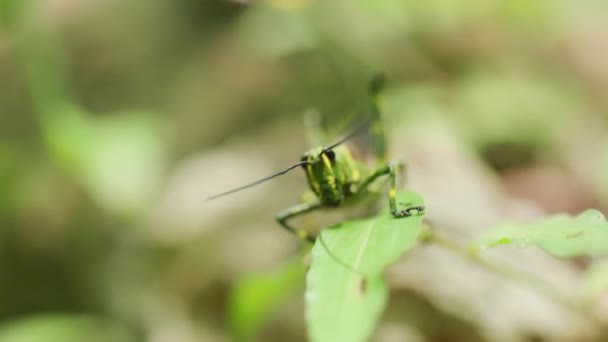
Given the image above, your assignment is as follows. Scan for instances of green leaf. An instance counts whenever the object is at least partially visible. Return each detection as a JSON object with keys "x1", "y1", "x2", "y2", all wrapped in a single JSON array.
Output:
[
  {"x1": 306, "y1": 191, "x2": 425, "y2": 342},
  {"x1": 228, "y1": 257, "x2": 306, "y2": 341},
  {"x1": 75, "y1": 112, "x2": 167, "y2": 218},
  {"x1": 0, "y1": 0, "x2": 25, "y2": 29},
  {"x1": 455, "y1": 75, "x2": 576, "y2": 150},
  {"x1": 19, "y1": 18, "x2": 167, "y2": 219},
  {"x1": 236, "y1": 5, "x2": 315, "y2": 58},
  {"x1": 474, "y1": 209, "x2": 608, "y2": 257},
  {"x1": 0, "y1": 314, "x2": 131, "y2": 342},
  {"x1": 41, "y1": 108, "x2": 167, "y2": 218}
]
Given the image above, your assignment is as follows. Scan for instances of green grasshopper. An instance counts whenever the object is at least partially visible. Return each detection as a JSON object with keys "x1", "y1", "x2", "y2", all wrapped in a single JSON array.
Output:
[{"x1": 208, "y1": 75, "x2": 425, "y2": 242}]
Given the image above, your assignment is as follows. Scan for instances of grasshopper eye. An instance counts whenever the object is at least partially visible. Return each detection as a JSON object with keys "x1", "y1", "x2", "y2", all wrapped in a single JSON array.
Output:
[
  {"x1": 324, "y1": 149, "x2": 336, "y2": 162},
  {"x1": 300, "y1": 154, "x2": 308, "y2": 168}
]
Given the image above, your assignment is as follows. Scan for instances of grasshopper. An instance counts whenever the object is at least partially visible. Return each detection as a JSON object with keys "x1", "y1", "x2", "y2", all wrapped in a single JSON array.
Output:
[{"x1": 208, "y1": 75, "x2": 425, "y2": 242}]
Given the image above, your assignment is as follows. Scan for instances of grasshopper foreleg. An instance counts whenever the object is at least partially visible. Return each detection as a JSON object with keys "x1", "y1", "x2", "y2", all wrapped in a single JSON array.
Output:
[{"x1": 276, "y1": 201, "x2": 323, "y2": 243}]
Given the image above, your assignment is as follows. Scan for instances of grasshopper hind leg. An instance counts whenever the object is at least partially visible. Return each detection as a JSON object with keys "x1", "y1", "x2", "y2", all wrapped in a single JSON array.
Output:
[
  {"x1": 356, "y1": 162, "x2": 425, "y2": 218},
  {"x1": 366, "y1": 78, "x2": 424, "y2": 217},
  {"x1": 386, "y1": 162, "x2": 425, "y2": 218}
]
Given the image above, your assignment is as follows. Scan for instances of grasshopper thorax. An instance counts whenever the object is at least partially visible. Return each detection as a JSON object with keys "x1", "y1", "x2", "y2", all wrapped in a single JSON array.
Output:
[{"x1": 301, "y1": 146, "x2": 346, "y2": 206}]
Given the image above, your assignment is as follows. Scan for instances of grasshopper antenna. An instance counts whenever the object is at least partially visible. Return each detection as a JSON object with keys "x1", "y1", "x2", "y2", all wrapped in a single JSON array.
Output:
[
  {"x1": 207, "y1": 118, "x2": 366, "y2": 201},
  {"x1": 206, "y1": 160, "x2": 309, "y2": 200},
  {"x1": 322, "y1": 119, "x2": 370, "y2": 152},
  {"x1": 210, "y1": 73, "x2": 385, "y2": 200}
]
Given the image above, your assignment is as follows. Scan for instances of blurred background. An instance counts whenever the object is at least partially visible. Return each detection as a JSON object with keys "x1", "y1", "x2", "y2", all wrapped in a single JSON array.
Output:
[{"x1": 2, "y1": 0, "x2": 608, "y2": 341}]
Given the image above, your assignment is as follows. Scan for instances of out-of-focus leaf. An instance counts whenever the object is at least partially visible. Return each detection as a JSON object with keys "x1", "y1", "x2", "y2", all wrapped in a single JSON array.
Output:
[
  {"x1": 496, "y1": 0, "x2": 552, "y2": 26},
  {"x1": 42, "y1": 108, "x2": 167, "y2": 218},
  {"x1": 228, "y1": 257, "x2": 306, "y2": 341},
  {"x1": 237, "y1": 5, "x2": 316, "y2": 58},
  {"x1": 0, "y1": 314, "x2": 131, "y2": 342},
  {"x1": 306, "y1": 191, "x2": 425, "y2": 342},
  {"x1": 77, "y1": 112, "x2": 166, "y2": 218},
  {"x1": 361, "y1": 0, "x2": 553, "y2": 30},
  {"x1": 19, "y1": 16, "x2": 167, "y2": 218},
  {"x1": 0, "y1": 0, "x2": 25, "y2": 28},
  {"x1": 474, "y1": 209, "x2": 608, "y2": 257},
  {"x1": 455, "y1": 75, "x2": 577, "y2": 150}
]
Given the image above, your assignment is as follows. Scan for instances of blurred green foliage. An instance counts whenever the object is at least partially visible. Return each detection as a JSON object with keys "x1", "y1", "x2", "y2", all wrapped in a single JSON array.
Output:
[
  {"x1": 0, "y1": 314, "x2": 130, "y2": 342},
  {"x1": 229, "y1": 256, "x2": 305, "y2": 341}
]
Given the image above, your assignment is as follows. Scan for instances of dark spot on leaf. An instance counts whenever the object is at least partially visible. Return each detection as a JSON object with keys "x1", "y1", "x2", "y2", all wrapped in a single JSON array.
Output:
[
  {"x1": 565, "y1": 231, "x2": 584, "y2": 239},
  {"x1": 356, "y1": 277, "x2": 367, "y2": 296}
]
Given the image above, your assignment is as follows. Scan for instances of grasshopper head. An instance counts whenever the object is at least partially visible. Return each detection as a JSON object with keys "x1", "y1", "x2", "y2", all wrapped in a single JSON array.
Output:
[{"x1": 301, "y1": 147, "x2": 345, "y2": 205}]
